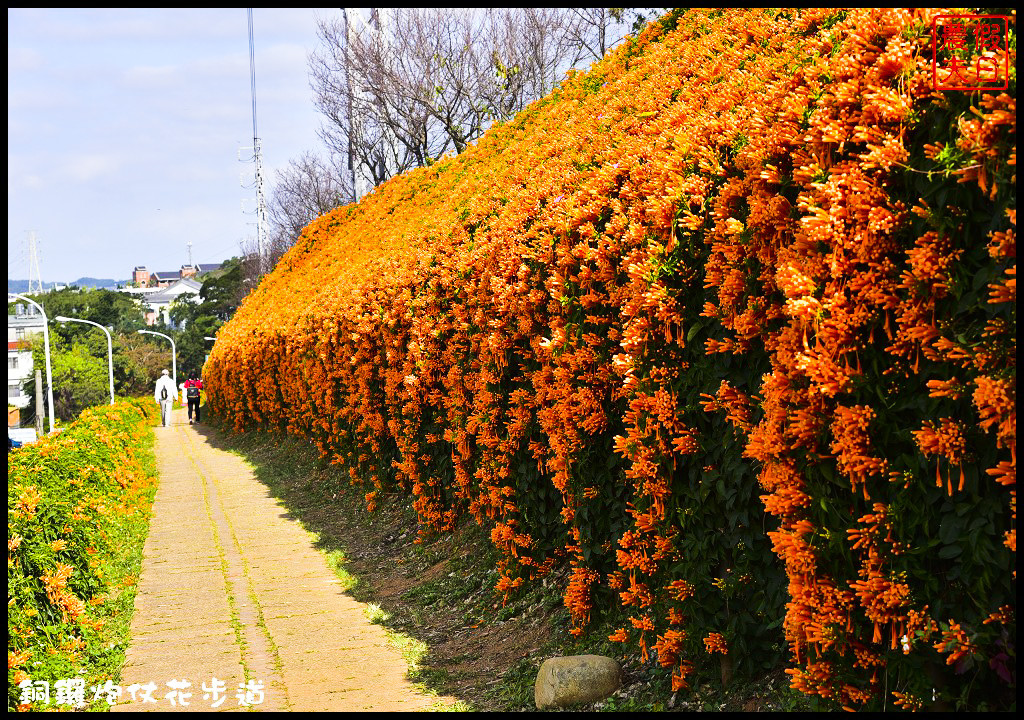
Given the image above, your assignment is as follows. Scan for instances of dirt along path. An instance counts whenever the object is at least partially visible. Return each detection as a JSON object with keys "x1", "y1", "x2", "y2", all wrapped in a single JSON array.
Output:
[{"x1": 114, "y1": 406, "x2": 453, "y2": 712}]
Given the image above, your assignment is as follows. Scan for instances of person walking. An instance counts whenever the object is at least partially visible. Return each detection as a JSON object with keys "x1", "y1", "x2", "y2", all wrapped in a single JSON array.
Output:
[
  {"x1": 183, "y1": 371, "x2": 203, "y2": 424},
  {"x1": 154, "y1": 369, "x2": 176, "y2": 427}
]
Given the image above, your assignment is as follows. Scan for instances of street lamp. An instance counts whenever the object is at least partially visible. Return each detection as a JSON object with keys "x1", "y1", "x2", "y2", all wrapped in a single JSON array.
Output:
[
  {"x1": 8, "y1": 293, "x2": 55, "y2": 434},
  {"x1": 56, "y1": 316, "x2": 114, "y2": 405},
  {"x1": 138, "y1": 329, "x2": 177, "y2": 388}
]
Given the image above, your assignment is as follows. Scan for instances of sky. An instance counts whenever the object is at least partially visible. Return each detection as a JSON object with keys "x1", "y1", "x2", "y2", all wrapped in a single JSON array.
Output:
[{"x1": 8, "y1": 8, "x2": 340, "y2": 284}]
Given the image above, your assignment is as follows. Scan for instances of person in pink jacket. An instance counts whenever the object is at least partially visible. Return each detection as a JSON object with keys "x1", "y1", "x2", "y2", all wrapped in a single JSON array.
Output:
[{"x1": 183, "y1": 371, "x2": 203, "y2": 425}]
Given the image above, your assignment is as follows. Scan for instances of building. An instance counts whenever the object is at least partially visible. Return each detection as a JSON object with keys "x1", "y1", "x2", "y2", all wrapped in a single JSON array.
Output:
[
  {"x1": 132, "y1": 262, "x2": 224, "y2": 289},
  {"x1": 7, "y1": 305, "x2": 46, "y2": 410},
  {"x1": 120, "y1": 261, "x2": 225, "y2": 326},
  {"x1": 145, "y1": 278, "x2": 203, "y2": 327},
  {"x1": 120, "y1": 277, "x2": 202, "y2": 327},
  {"x1": 149, "y1": 270, "x2": 181, "y2": 288}
]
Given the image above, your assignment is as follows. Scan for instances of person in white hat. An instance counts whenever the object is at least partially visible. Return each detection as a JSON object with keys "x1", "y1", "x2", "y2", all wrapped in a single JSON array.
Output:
[{"x1": 154, "y1": 369, "x2": 176, "y2": 427}]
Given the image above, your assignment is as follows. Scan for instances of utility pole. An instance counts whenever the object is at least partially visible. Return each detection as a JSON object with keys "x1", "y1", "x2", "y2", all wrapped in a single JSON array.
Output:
[
  {"x1": 254, "y1": 140, "x2": 268, "y2": 275},
  {"x1": 342, "y1": 8, "x2": 359, "y2": 204},
  {"x1": 368, "y1": 9, "x2": 388, "y2": 186},
  {"x1": 34, "y1": 369, "x2": 43, "y2": 437},
  {"x1": 345, "y1": 8, "x2": 388, "y2": 202}
]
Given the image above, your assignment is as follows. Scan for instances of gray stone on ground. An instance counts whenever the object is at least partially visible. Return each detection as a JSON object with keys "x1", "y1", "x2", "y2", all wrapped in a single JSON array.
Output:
[{"x1": 535, "y1": 654, "x2": 622, "y2": 709}]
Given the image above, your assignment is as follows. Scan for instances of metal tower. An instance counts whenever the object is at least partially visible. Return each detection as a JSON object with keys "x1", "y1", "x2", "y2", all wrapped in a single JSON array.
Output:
[
  {"x1": 245, "y1": 8, "x2": 267, "y2": 275},
  {"x1": 28, "y1": 232, "x2": 43, "y2": 293}
]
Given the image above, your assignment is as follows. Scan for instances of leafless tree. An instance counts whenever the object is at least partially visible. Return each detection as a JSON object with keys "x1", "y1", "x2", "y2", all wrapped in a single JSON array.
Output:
[
  {"x1": 485, "y1": 8, "x2": 575, "y2": 110},
  {"x1": 310, "y1": 9, "x2": 434, "y2": 191},
  {"x1": 564, "y1": 8, "x2": 630, "y2": 62},
  {"x1": 239, "y1": 151, "x2": 350, "y2": 285},
  {"x1": 250, "y1": 8, "x2": 650, "y2": 283},
  {"x1": 308, "y1": 8, "x2": 636, "y2": 193},
  {"x1": 267, "y1": 152, "x2": 350, "y2": 250}
]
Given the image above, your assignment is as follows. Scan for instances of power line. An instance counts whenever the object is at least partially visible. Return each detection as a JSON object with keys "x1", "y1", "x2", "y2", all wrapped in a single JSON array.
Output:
[{"x1": 248, "y1": 8, "x2": 258, "y2": 142}]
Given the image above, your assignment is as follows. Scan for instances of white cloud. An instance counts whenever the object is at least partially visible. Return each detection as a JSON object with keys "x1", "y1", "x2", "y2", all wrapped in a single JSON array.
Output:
[
  {"x1": 9, "y1": 8, "x2": 238, "y2": 45},
  {"x1": 6, "y1": 87, "x2": 68, "y2": 114},
  {"x1": 7, "y1": 168, "x2": 45, "y2": 193},
  {"x1": 121, "y1": 64, "x2": 183, "y2": 89},
  {"x1": 191, "y1": 52, "x2": 250, "y2": 80},
  {"x1": 7, "y1": 8, "x2": 338, "y2": 281},
  {"x1": 7, "y1": 46, "x2": 44, "y2": 72},
  {"x1": 59, "y1": 154, "x2": 122, "y2": 183}
]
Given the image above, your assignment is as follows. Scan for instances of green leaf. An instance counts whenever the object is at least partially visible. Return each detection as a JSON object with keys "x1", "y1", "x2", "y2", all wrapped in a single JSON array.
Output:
[
  {"x1": 939, "y1": 516, "x2": 962, "y2": 544},
  {"x1": 938, "y1": 544, "x2": 962, "y2": 559}
]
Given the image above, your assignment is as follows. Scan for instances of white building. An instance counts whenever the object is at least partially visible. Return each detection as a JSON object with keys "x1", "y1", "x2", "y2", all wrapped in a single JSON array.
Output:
[
  {"x1": 7, "y1": 306, "x2": 46, "y2": 410},
  {"x1": 119, "y1": 277, "x2": 202, "y2": 328}
]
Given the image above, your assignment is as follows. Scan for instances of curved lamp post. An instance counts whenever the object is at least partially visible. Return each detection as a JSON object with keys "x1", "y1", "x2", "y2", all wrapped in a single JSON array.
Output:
[
  {"x1": 138, "y1": 329, "x2": 176, "y2": 388},
  {"x1": 56, "y1": 316, "x2": 114, "y2": 405},
  {"x1": 8, "y1": 292, "x2": 55, "y2": 434}
]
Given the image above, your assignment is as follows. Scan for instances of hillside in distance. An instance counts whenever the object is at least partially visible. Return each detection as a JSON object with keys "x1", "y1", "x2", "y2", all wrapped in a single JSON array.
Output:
[{"x1": 8, "y1": 278, "x2": 126, "y2": 293}]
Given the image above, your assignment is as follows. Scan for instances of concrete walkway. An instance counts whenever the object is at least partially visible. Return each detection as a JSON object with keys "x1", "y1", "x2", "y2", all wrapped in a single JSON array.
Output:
[{"x1": 114, "y1": 407, "x2": 448, "y2": 712}]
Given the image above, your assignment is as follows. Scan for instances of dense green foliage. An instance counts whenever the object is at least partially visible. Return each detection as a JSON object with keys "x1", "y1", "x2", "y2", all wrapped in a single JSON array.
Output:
[
  {"x1": 11, "y1": 261, "x2": 248, "y2": 423},
  {"x1": 169, "y1": 257, "x2": 246, "y2": 374}
]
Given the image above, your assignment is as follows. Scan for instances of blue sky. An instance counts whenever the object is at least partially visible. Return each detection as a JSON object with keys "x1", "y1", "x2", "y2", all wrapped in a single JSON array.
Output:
[{"x1": 8, "y1": 8, "x2": 338, "y2": 283}]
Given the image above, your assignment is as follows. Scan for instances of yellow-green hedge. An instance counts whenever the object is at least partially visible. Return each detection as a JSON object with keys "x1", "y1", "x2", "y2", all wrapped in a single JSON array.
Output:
[{"x1": 8, "y1": 398, "x2": 159, "y2": 711}]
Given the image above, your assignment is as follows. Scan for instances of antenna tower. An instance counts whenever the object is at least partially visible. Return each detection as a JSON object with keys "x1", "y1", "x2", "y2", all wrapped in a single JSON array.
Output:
[{"x1": 247, "y1": 8, "x2": 268, "y2": 275}]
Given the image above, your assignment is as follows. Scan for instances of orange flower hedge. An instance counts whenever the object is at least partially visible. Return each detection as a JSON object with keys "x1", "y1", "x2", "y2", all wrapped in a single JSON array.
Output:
[{"x1": 206, "y1": 8, "x2": 1015, "y2": 710}]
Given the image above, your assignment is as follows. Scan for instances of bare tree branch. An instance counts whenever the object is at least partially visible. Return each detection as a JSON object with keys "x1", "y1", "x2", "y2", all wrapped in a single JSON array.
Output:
[
  {"x1": 251, "y1": 8, "x2": 645, "y2": 283},
  {"x1": 309, "y1": 8, "x2": 632, "y2": 190},
  {"x1": 267, "y1": 152, "x2": 350, "y2": 246}
]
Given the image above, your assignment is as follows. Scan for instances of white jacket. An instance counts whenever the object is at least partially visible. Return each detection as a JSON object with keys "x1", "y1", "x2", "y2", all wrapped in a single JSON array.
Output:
[{"x1": 154, "y1": 375, "x2": 177, "y2": 403}]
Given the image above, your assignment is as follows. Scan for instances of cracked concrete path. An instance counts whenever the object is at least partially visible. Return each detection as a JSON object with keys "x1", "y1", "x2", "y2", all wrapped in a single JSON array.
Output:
[{"x1": 114, "y1": 407, "x2": 449, "y2": 712}]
